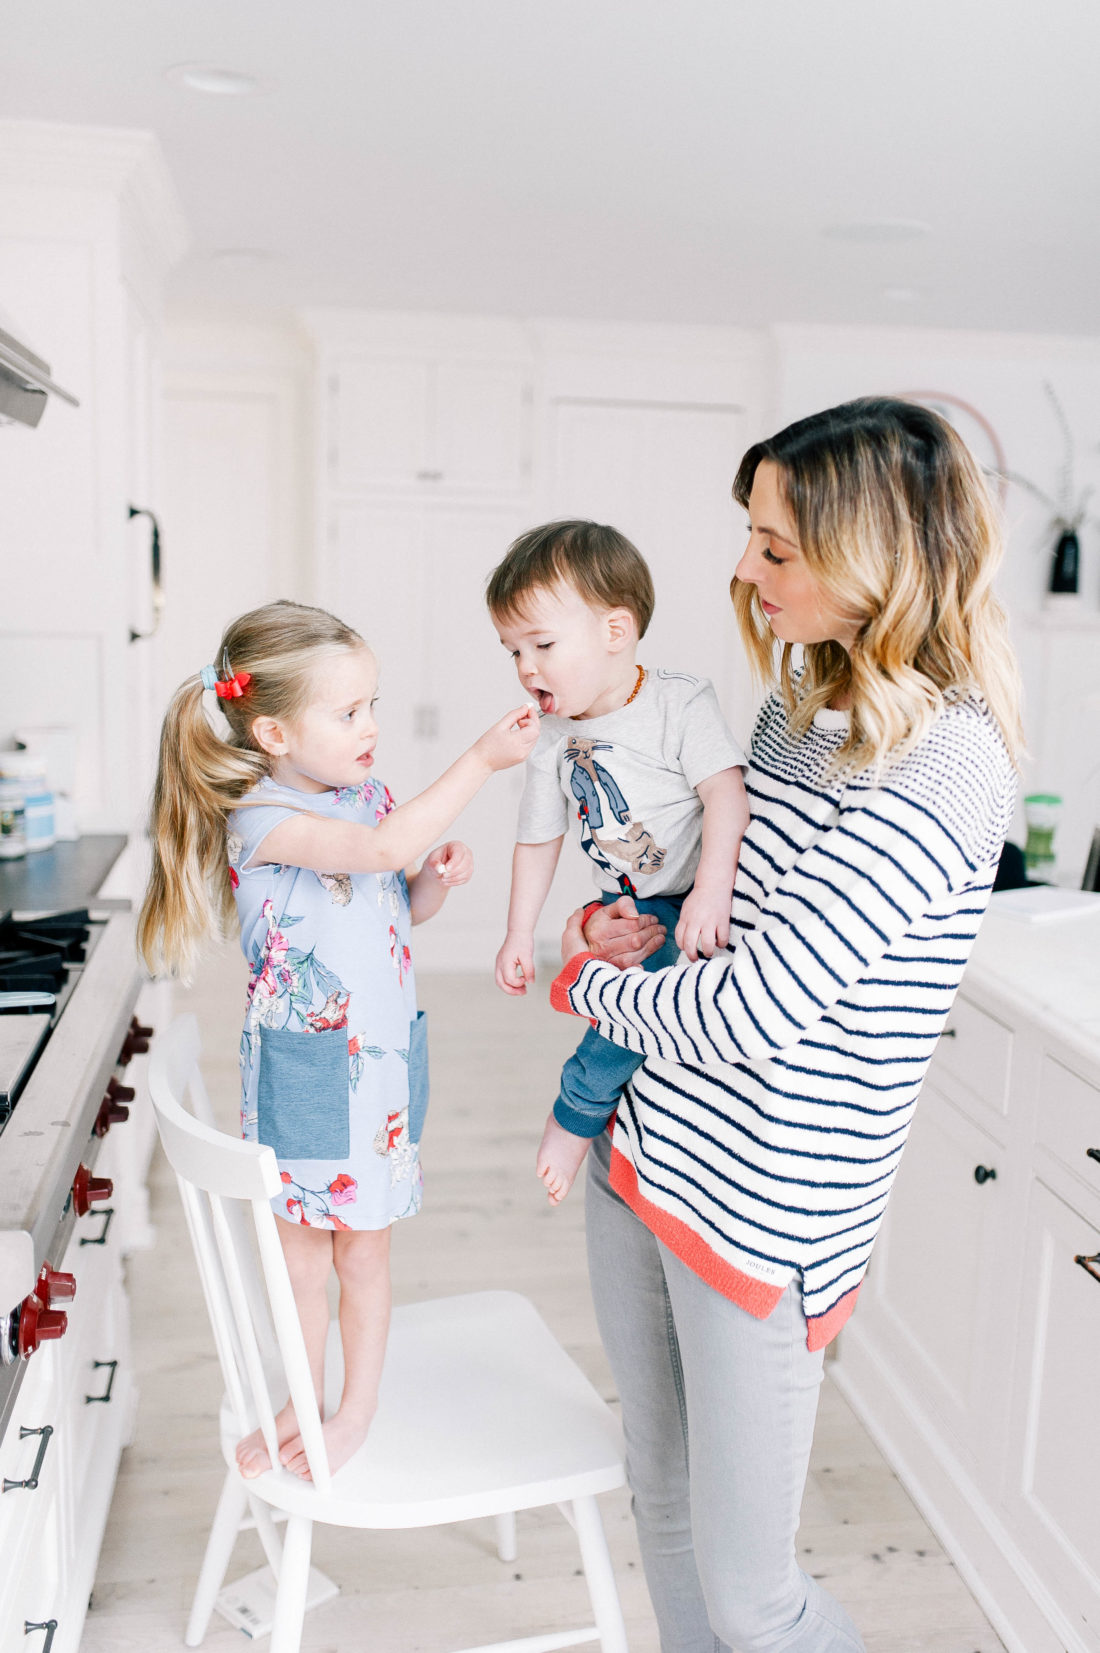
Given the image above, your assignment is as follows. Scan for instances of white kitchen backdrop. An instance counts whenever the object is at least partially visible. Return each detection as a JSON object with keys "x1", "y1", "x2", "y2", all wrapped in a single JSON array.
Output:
[{"x1": 2, "y1": 126, "x2": 1099, "y2": 971}]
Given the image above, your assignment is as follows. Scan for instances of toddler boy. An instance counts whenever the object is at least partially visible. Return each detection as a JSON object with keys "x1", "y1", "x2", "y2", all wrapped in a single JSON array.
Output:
[{"x1": 487, "y1": 520, "x2": 749, "y2": 1202}]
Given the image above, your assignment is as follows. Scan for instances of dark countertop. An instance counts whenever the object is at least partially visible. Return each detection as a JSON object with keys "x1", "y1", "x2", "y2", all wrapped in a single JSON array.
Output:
[{"x1": 0, "y1": 835, "x2": 129, "y2": 917}]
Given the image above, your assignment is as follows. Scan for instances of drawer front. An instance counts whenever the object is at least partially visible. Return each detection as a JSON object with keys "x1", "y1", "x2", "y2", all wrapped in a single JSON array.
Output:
[
  {"x1": 929, "y1": 995, "x2": 1014, "y2": 1123},
  {"x1": 1038, "y1": 1056, "x2": 1100, "y2": 1195}
]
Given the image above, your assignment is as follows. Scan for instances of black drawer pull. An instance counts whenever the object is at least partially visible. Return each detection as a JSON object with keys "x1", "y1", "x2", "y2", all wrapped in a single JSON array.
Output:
[
  {"x1": 3, "y1": 1425, "x2": 54, "y2": 1492},
  {"x1": 1075, "y1": 1251, "x2": 1100, "y2": 1286},
  {"x1": 1087, "y1": 1148, "x2": 1100, "y2": 1165},
  {"x1": 24, "y1": 1622, "x2": 57, "y2": 1650},
  {"x1": 940, "y1": 1028, "x2": 957, "y2": 1039},
  {"x1": 973, "y1": 1165, "x2": 997, "y2": 1185},
  {"x1": 85, "y1": 1359, "x2": 118, "y2": 1405},
  {"x1": 79, "y1": 1206, "x2": 115, "y2": 1246}
]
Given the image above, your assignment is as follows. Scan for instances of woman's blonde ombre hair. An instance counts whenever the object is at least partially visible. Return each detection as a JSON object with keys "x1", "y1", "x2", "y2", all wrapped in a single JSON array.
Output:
[
  {"x1": 731, "y1": 397, "x2": 1022, "y2": 774},
  {"x1": 137, "y1": 600, "x2": 366, "y2": 979}
]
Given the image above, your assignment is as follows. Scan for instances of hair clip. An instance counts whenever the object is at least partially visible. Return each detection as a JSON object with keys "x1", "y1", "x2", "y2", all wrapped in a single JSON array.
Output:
[
  {"x1": 216, "y1": 672, "x2": 252, "y2": 699},
  {"x1": 199, "y1": 655, "x2": 252, "y2": 698}
]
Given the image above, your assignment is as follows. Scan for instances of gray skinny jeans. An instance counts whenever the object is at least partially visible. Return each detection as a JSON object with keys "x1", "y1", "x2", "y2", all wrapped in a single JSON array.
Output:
[{"x1": 586, "y1": 1131, "x2": 866, "y2": 1653}]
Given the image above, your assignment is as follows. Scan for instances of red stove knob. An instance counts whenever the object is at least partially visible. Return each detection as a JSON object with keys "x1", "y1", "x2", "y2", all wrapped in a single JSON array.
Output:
[
  {"x1": 17, "y1": 1293, "x2": 68, "y2": 1358},
  {"x1": 36, "y1": 1266, "x2": 76, "y2": 1308},
  {"x1": 71, "y1": 1164, "x2": 113, "y2": 1217},
  {"x1": 106, "y1": 1077, "x2": 136, "y2": 1104},
  {"x1": 94, "y1": 1096, "x2": 130, "y2": 1137}
]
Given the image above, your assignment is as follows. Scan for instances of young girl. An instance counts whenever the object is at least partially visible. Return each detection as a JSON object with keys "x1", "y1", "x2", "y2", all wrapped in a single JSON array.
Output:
[{"x1": 139, "y1": 599, "x2": 538, "y2": 1480}]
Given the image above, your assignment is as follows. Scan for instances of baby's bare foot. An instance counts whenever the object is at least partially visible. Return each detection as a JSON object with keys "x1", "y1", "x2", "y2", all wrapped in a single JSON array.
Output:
[
  {"x1": 236, "y1": 1400, "x2": 300, "y2": 1479},
  {"x1": 536, "y1": 1115, "x2": 592, "y2": 1205},
  {"x1": 279, "y1": 1405, "x2": 375, "y2": 1480}
]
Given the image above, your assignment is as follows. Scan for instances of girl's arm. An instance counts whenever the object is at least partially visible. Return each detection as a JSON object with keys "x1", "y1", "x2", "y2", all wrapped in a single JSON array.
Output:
[
  {"x1": 674, "y1": 767, "x2": 750, "y2": 962},
  {"x1": 495, "y1": 837, "x2": 564, "y2": 995},
  {"x1": 407, "y1": 841, "x2": 472, "y2": 926},
  {"x1": 251, "y1": 706, "x2": 537, "y2": 875},
  {"x1": 554, "y1": 765, "x2": 1002, "y2": 1066}
]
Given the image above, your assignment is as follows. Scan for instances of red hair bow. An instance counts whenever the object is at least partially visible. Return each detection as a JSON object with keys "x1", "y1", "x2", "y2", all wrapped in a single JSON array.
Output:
[{"x1": 215, "y1": 672, "x2": 252, "y2": 699}]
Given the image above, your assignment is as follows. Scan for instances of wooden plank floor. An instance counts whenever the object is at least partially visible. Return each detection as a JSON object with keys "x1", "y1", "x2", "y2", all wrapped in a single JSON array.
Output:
[{"x1": 83, "y1": 944, "x2": 1007, "y2": 1652}]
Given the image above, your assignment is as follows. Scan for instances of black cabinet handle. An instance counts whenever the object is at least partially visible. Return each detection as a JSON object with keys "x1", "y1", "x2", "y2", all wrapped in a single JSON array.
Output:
[
  {"x1": 941, "y1": 1028, "x2": 957, "y2": 1039},
  {"x1": 1087, "y1": 1148, "x2": 1100, "y2": 1165},
  {"x1": 127, "y1": 504, "x2": 163, "y2": 643},
  {"x1": 85, "y1": 1359, "x2": 118, "y2": 1405},
  {"x1": 79, "y1": 1206, "x2": 114, "y2": 1247},
  {"x1": 3, "y1": 1425, "x2": 54, "y2": 1492},
  {"x1": 24, "y1": 1623, "x2": 57, "y2": 1650},
  {"x1": 973, "y1": 1165, "x2": 997, "y2": 1185},
  {"x1": 1075, "y1": 1251, "x2": 1100, "y2": 1286}
]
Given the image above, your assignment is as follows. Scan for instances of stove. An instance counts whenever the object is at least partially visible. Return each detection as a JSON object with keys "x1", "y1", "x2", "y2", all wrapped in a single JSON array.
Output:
[
  {"x1": 0, "y1": 906, "x2": 144, "y2": 1434},
  {"x1": 0, "y1": 909, "x2": 104, "y2": 1121}
]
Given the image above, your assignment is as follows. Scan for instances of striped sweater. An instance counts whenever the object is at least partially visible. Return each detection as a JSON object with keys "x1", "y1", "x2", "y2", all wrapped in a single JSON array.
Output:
[{"x1": 552, "y1": 690, "x2": 1016, "y2": 1349}]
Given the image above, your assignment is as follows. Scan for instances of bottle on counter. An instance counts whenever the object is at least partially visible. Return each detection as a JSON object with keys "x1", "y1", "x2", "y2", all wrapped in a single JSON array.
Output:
[
  {"x1": 0, "y1": 778, "x2": 26, "y2": 859},
  {"x1": 0, "y1": 752, "x2": 54, "y2": 853}
]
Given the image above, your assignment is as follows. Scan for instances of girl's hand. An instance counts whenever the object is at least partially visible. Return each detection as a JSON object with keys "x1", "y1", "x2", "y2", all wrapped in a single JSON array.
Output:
[
  {"x1": 674, "y1": 886, "x2": 732, "y2": 963},
  {"x1": 426, "y1": 841, "x2": 473, "y2": 887},
  {"x1": 473, "y1": 704, "x2": 540, "y2": 773},
  {"x1": 495, "y1": 932, "x2": 535, "y2": 996},
  {"x1": 581, "y1": 896, "x2": 665, "y2": 968}
]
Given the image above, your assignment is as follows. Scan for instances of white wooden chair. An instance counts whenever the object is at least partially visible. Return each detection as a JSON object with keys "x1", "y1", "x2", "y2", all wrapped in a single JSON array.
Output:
[{"x1": 148, "y1": 1015, "x2": 629, "y2": 1653}]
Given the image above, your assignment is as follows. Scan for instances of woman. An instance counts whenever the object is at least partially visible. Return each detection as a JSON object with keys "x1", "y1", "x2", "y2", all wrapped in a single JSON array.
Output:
[{"x1": 552, "y1": 398, "x2": 1021, "y2": 1653}]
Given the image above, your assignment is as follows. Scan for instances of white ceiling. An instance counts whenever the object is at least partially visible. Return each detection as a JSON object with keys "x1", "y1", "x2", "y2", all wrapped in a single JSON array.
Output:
[{"x1": 5, "y1": 0, "x2": 1099, "y2": 333}]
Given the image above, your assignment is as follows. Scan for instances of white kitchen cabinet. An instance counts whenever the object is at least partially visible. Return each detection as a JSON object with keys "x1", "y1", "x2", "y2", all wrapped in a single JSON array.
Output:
[
  {"x1": 834, "y1": 910, "x2": 1100, "y2": 1653},
  {"x1": 328, "y1": 356, "x2": 532, "y2": 494},
  {"x1": 0, "y1": 123, "x2": 188, "y2": 833},
  {"x1": 1005, "y1": 1174, "x2": 1100, "y2": 1644},
  {"x1": 325, "y1": 499, "x2": 530, "y2": 969},
  {"x1": 858, "y1": 1084, "x2": 1006, "y2": 1471}
]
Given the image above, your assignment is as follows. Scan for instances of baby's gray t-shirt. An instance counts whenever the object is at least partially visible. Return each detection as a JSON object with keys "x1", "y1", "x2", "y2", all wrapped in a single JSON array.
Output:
[{"x1": 515, "y1": 668, "x2": 747, "y2": 898}]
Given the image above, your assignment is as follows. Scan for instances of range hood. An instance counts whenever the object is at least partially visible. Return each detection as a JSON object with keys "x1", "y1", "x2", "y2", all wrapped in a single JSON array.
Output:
[{"x1": 0, "y1": 321, "x2": 79, "y2": 428}]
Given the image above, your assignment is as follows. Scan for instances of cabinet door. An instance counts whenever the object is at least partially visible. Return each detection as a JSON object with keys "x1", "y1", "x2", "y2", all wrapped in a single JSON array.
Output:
[
  {"x1": 436, "y1": 361, "x2": 532, "y2": 492},
  {"x1": 412, "y1": 504, "x2": 532, "y2": 970},
  {"x1": 330, "y1": 360, "x2": 434, "y2": 489},
  {"x1": 325, "y1": 503, "x2": 428, "y2": 812},
  {"x1": 549, "y1": 398, "x2": 753, "y2": 729},
  {"x1": 1004, "y1": 1178, "x2": 1100, "y2": 1648},
  {"x1": 861, "y1": 1084, "x2": 1006, "y2": 1466},
  {"x1": 329, "y1": 358, "x2": 532, "y2": 493}
]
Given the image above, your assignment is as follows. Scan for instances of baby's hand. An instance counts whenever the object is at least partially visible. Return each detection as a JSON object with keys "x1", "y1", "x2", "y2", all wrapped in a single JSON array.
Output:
[
  {"x1": 495, "y1": 932, "x2": 534, "y2": 996},
  {"x1": 675, "y1": 886, "x2": 732, "y2": 963},
  {"x1": 473, "y1": 704, "x2": 540, "y2": 773},
  {"x1": 426, "y1": 841, "x2": 473, "y2": 887}
]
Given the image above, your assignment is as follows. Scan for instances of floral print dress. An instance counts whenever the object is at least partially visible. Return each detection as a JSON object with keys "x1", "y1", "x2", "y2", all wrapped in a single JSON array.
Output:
[{"x1": 227, "y1": 776, "x2": 426, "y2": 1230}]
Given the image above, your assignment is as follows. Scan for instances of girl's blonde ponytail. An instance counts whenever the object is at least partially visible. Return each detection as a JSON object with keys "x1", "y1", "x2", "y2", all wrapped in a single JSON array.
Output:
[{"x1": 138, "y1": 675, "x2": 268, "y2": 977}]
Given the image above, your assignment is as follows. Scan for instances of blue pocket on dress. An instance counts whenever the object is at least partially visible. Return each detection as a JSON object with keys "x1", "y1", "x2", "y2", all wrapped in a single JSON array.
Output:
[
  {"x1": 407, "y1": 1011, "x2": 430, "y2": 1144},
  {"x1": 257, "y1": 1024, "x2": 350, "y2": 1160}
]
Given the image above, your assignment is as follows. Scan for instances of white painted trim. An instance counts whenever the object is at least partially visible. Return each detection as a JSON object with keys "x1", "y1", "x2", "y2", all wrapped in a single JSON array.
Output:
[{"x1": 0, "y1": 120, "x2": 190, "y2": 275}]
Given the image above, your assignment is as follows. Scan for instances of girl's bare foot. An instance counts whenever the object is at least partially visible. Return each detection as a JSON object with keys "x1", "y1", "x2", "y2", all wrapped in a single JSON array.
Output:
[
  {"x1": 279, "y1": 1404, "x2": 376, "y2": 1480},
  {"x1": 236, "y1": 1400, "x2": 301, "y2": 1479},
  {"x1": 536, "y1": 1114, "x2": 592, "y2": 1204}
]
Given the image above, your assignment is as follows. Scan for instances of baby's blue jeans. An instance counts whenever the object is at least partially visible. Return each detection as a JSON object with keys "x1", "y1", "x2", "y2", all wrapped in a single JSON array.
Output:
[{"x1": 553, "y1": 890, "x2": 685, "y2": 1139}]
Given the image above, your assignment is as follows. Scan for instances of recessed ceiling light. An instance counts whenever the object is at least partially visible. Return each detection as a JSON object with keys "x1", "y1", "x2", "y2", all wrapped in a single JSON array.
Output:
[
  {"x1": 211, "y1": 248, "x2": 275, "y2": 267},
  {"x1": 822, "y1": 220, "x2": 931, "y2": 245},
  {"x1": 165, "y1": 64, "x2": 262, "y2": 96}
]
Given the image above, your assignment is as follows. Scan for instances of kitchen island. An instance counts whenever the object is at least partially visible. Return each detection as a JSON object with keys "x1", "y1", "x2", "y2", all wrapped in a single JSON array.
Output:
[
  {"x1": 834, "y1": 897, "x2": 1100, "y2": 1653},
  {"x1": 0, "y1": 839, "x2": 167, "y2": 1653}
]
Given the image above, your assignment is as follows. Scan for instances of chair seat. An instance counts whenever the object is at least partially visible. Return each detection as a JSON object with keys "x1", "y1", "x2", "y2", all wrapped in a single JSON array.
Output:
[{"x1": 219, "y1": 1291, "x2": 625, "y2": 1529}]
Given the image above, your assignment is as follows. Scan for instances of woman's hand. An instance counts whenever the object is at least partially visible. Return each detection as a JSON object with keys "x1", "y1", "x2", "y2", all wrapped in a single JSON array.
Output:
[
  {"x1": 561, "y1": 895, "x2": 666, "y2": 971},
  {"x1": 473, "y1": 704, "x2": 540, "y2": 773},
  {"x1": 425, "y1": 840, "x2": 473, "y2": 887}
]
